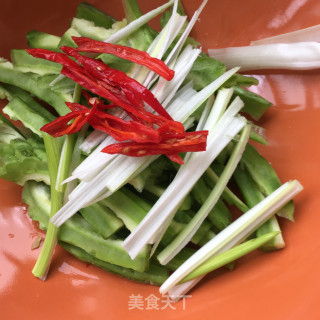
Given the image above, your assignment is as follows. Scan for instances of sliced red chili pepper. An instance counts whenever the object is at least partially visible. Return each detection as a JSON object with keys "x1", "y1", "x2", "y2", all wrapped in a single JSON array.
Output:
[
  {"x1": 65, "y1": 102, "x2": 88, "y2": 112},
  {"x1": 101, "y1": 131, "x2": 208, "y2": 158},
  {"x1": 166, "y1": 153, "x2": 184, "y2": 164},
  {"x1": 89, "y1": 118, "x2": 159, "y2": 143},
  {"x1": 82, "y1": 91, "x2": 118, "y2": 110},
  {"x1": 71, "y1": 36, "x2": 175, "y2": 81},
  {"x1": 61, "y1": 65, "x2": 171, "y2": 126},
  {"x1": 62, "y1": 46, "x2": 173, "y2": 120},
  {"x1": 40, "y1": 111, "x2": 87, "y2": 137},
  {"x1": 26, "y1": 48, "x2": 82, "y2": 72},
  {"x1": 88, "y1": 109, "x2": 160, "y2": 143},
  {"x1": 27, "y1": 48, "x2": 182, "y2": 131},
  {"x1": 159, "y1": 130, "x2": 209, "y2": 142}
]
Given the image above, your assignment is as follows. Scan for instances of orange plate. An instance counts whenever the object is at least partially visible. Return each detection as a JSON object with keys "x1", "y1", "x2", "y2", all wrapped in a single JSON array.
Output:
[{"x1": 1, "y1": 0, "x2": 320, "y2": 319}]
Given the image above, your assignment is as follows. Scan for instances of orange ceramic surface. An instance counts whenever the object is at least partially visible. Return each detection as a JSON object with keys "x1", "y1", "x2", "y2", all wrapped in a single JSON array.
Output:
[{"x1": 1, "y1": 0, "x2": 320, "y2": 319}]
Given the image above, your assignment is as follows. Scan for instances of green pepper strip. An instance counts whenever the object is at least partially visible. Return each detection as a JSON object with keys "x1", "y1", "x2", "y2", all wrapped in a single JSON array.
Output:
[
  {"x1": 179, "y1": 231, "x2": 280, "y2": 283},
  {"x1": 32, "y1": 133, "x2": 62, "y2": 278}
]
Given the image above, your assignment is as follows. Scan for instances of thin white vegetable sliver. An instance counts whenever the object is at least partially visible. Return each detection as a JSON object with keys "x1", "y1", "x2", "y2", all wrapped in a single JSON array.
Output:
[
  {"x1": 165, "y1": 0, "x2": 208, "y2": 67},
  {"x1": 64, "y1": 136, "x2": 117, "y2": 183},
  {"x1": 132, "y1": 14, "x2": 186, "y2": 84},
  {"x1": 158, "y1": 124, "x2": 251, "y2": 265},
  {"x1": 145, "y1": 0, "x2": 208, "y2": 89},
  {"x1": 208, "y1": 42, "x2": 320, "y2": 71},
  {"x1": 79, "y1": 130, "x2": 107, "y2": 154},
  {"x1": 159, "y1": 180, "x2": 303, "y2": 294},
  {"x1": 50, "y1": 165, "x2": 112, "y2": 226},
  {"x1": 156, "y1": 0, "x2": 179, "y2": 59},
  {"x1": 156, "y1": 48, "x2": 202, "y2": 106},
  {"x1": 203, "y1": 88, "x2": 234, "y2": 131},
  {"x1": 168, "y1": 277, "x2": 204, "y2": 301},
  {"x1": 166, "y1": 67, "x2": 240, "y2": 123},
  {"x1": 105, "y1": 0, "x2": 174, "y2": 44},
  {"x1": 122, "y1": 114, "x2": 246, "y2": 260},
  {"x1": 250, "y1": 24, "x2": 320, "y2": 45}
]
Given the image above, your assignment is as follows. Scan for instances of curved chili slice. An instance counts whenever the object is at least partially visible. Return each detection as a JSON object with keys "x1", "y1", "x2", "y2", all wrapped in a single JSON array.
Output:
[
  {"x1": 40, "y1": 111, "x2": 87, "y2": 137},
  {"x1": 101, "y1": 131, "x2": 208, "y2": 158},
  {"x1": 61, "y1": 46, "x2": 173, "y2": 120},
  {"x1": 71, "y1": 36, "x2": 175, "y2": 81}
]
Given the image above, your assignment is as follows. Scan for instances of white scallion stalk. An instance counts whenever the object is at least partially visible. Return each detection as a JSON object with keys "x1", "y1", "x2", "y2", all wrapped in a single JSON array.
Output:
[
  {"x1": 64, "y1": 84, "x2": 195, "y2": 189},
  {"x1": 63, "y1": 135, "x2": 117, "y2": 183},
  {"x1": 132, "y1": 14, "x2": 187, "y2": 84},
  {"x1": 159, "y1": 180, "x2": 303, "y2": 295},
  {"x1": 155, "y1": 0, "x2": 179, "y2": 60},
  {"x1": 145, "y1": 0, "x2": 208, "y2": 89},
  {"x1": 166, "y1": 67, "x2": 239, "y2": 123},
  {"x1": 149, "y1": 94, "x2": 214, "y2": 257},
  {"x1": 51, "y1": 68, "x2": 239, "y2": 227},
  {"x1": 250, "y1": 24, "x2": 320, "y2": 45},
  {"x1": 168, "y1": 277, "x2": 204, "y2": 301},
  {"x1": 50, "y1": 165, "x2": 111, "y2": 226},
  {"x1": 152, "y1": 46, "x2": 202, "y2": 106},
  {"x1": 104, "y1": 0, "x2": 174, "y2": 44},
  {"x1": 79, "y1": 130, "x2": 107, "y2": 154},
  {"x1": 166, "y1": 0, "x2": 208, "y2": 67},
  {"x1": 122, "y1": 97, "x2": 246, "y2": 260},
  {"x1": 157, "y1": 124, "x2": 251, "y2": 265},
  {"x1": 208, "y1": 42, "x2": 320, "y2": 71}
]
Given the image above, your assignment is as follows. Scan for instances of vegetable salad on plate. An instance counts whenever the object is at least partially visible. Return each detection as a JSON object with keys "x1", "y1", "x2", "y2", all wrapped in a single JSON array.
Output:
[{"x1": 0, "y1": 0, "x2": 304, "y2": 301}]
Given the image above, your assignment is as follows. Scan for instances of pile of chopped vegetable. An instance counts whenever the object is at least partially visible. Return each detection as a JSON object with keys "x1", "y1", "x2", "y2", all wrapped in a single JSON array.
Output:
[{"x1": 0, "y1": 0, "x2": 304, "y2": 300}]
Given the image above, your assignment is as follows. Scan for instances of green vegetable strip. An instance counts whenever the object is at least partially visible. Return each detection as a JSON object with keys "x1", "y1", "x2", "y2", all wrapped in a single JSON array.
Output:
[
  {"x1": 249, "y1": 123, "x2": 268, "y2": 145},
  {"x1": 242, "y1": 144, "x2": 295, "y2": 221},
  {"x1": 233, "y1": 86, "x2": 272, "y2": 121},
  {"x1": 26, "y1": 30, "x2": 61, "y2": 50},
  {"x1": 75, "y1": 2, "x2": 116, "y2": 29},
  {"x1": 173, "y1": 211, "x2": 216, "y2": 245},
  {"x1": 32, "y1": 133, "x2": 62, "y2": 279},
  {"x1": 23, "y1": 181, "x2": 149, "y2": 272},
  {"x1": 55, "y1": 84, "x2": 81, "y2": 193},
  {"x1": 80, "y1": 203, "x2": 124, "y2": 239},
  {"x1": 204, "y1": 166, "x2": 249, "y2": 212},
  {"x1": 0, "y1": 137, "x2": 49, "y2": 185},
  {"x1": 179, "y1": 231, "x2": 280, "y2": 283},
  {"x1": 157, "y1": 125, "x2": 251, "y2": 265},
  {"x1": 0, "y1": 113, "x2": 25, "y2": 141},
  {"x1": 164, "y1": 247, "x2": 196, "y2": 270},
  {"x1": 59, "y1": 215, "x2": 149, "y2": 272},
  {"x1": 101, "y1": 188, "x2": 150, "y2": 231},
  {"x1": 60, "y1": 242, "x2": 169, "y2": 285},
  {"x1": 233, "y1": 165, "x2": 285, "y2": 250},
  {"x1": 3, "y1": 97, "x2": 50, "y2": 136},
  {"x1": 144, "y1": 182, "x2": 192, "y2": 211},
  {"x1": 191, "y1": 178, "x2": 232, "y2": 231},
  {"x1": 184, "y1": 56, "x2": 226, "y2": 91},
  {"x1": 122, "y1": 0, "x2": 155, "y2": 51},
  {"x1": 32, "y1": 82, "x2": 82, "y2": 278},
  {"x1": 196, "y1": 230, "x2": 216, "y2": 246},
  {"x1": 0, "y1": 83, "x2": 55, "y2": 122},
  {"x1": 11, "y1": 49, "x2": 61, "y2": 75},
  {"x1": 0, "y1": 62, "x2": 70, "y2": 115}
]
